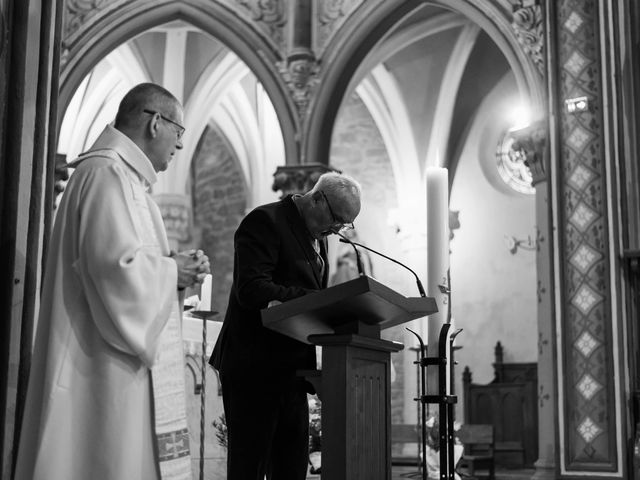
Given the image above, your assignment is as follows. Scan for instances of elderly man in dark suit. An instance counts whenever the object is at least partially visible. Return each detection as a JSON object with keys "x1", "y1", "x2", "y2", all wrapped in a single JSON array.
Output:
[{"x1": 210, "y1": 171, "x2": 361, "y2": 480}]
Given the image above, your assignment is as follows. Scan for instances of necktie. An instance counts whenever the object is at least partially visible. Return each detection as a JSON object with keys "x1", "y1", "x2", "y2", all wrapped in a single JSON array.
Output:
[{"x1": 312, "y1": 239, "x2": 325, "y2": 278}]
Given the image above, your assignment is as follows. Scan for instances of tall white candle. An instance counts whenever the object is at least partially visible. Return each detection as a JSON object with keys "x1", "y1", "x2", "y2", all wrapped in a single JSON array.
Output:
[
  {"x1": 200, "y1": 274, "x2": 212, "y2": 311},
  {"x1": 425, "y1": 167, "x2": 450, "y2": 381}
]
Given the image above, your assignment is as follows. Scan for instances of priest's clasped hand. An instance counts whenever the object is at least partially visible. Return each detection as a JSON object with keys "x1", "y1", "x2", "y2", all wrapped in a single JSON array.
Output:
[{"x1": 172, "y1": 249, "x2": 211, "y2": 290}]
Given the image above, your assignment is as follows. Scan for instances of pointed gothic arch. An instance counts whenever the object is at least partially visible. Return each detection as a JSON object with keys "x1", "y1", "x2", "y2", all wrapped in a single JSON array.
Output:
[
  {"x1": 57, "y1": 0, "x2": 300, "y2": 167},
  {"x1": 304, "y1": 0, "x2": 545, "y2": 166}
]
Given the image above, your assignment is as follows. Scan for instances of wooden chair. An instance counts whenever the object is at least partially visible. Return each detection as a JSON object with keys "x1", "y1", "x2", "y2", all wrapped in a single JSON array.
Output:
[
  {"x1": 455, "y1": 424, "x2": 495, "y2": 480},
  {"x1": 391, "y1": 423, "x2": 420, "y2": 466}
]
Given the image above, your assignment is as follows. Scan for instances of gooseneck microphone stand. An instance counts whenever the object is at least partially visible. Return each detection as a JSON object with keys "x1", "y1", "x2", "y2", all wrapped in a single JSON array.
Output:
[
  {"x1": 337, "y1": 237, "x2": 426, "y2": 297},
  {"x1": 336, "y1": 232, "x2": 364, "y2": 276}
]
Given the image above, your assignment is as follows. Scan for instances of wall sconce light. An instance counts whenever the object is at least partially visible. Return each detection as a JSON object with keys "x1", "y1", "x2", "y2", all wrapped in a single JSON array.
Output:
[
  {"x1": 565, "y1": 96, "x2": 589, "y2": 114},
  {"x1": 504, "y1": 234, "x2": 537, "y2": 254}
]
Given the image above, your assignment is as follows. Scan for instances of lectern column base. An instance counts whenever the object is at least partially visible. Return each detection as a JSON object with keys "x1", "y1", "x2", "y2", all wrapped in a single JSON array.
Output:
[{"x1": 309, "y1": 333, "x2": 403, "y2": 480}]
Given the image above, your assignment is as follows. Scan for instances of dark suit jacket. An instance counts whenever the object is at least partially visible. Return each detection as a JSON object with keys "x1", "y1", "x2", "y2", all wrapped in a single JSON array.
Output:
[{"x1": 209, "y1": 195, "x2": 328, "y2": 380}]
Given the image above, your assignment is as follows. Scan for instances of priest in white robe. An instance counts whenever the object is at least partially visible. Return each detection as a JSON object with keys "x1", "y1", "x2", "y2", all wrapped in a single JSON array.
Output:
[{"x1": 14, "y1": 83, "x2": 210, "y2": 480}]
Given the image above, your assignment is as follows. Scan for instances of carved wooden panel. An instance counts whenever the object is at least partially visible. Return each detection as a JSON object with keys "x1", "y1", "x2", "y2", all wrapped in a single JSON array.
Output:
[
  {"x1": 349, "y1": 358, "x2": 387, "y2": 477},
  {"x1": 463, "y1": 358, "x2": 538, "y2": 468},
  {"x1": 321, "y1": 342, "x2": 393, "y2": 480}
]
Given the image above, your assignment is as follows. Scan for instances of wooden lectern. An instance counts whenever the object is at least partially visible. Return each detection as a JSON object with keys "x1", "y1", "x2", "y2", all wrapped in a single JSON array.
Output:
[{"x1": 262, "y1": 275, "x2": 437, "y2": 480}]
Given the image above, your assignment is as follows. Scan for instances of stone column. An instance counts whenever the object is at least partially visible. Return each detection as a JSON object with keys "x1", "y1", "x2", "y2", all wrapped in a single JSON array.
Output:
[
  {"x1": 276, "y1": 0, "x2": 320, "y2": 163},
  {"x1": 546, "y1": 0, "x2": 623, "y2": 475},
  {"x1": 2, "y1": 0, "x2": 63, "y2": 475},
  {"x1": 511, "y1": 120, "x2": 555, "y2": 479}
]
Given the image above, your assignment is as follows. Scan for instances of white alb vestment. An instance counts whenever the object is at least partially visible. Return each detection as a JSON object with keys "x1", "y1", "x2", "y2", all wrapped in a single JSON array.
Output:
[{"x1": 14, "y1": 125, "x2": 191, "y2": 480}]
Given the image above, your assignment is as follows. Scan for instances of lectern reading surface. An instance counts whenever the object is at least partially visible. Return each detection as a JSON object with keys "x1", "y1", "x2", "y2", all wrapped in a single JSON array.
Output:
[{"x1": 261, "y1": 275, "x2": 436, "y2": 343}]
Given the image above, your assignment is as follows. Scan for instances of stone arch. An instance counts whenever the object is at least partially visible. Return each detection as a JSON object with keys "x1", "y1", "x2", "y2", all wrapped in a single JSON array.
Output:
[
  {"x1": 57, "y1": 0, "x2": 299, "y2": 165},
  {"x1": 304, "y1": 0, "x2": 545, "y2": 165}
]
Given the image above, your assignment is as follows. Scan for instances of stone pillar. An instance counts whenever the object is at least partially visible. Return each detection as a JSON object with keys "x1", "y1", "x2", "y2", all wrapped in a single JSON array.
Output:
[
  {"x1": 277, "y1": 0, "x2": 319, "y2": 138},
  {"x1": 2, "y1": 0, "x2": 63, "y2": 476},
  {"x1": 154, "y1": 193, "x2": 192, "y2": 252},
  {"x1": 547, "y1": 0, "x2": 624, "y2": 475},
  {"x1": 511, "y1": 120, "x2": 555, "y2": 479}
]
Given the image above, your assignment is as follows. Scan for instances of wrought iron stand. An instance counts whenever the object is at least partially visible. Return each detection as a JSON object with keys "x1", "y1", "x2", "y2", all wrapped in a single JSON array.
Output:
[
  {"x1": 408, "y1": 323, "x2": 462, "y2": 480},
  {"x1": 190, "y1": 309, "x2": 218, "y2": 480}
]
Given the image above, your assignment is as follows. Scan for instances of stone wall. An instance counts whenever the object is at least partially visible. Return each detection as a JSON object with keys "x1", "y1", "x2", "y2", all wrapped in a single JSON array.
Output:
[{"x1": 191, "y1": 124, "x2": 247, "y2": 316}]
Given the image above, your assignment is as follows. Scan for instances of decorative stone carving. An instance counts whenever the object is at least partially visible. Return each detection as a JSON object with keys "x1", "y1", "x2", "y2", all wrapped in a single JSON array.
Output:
[
  {"x1": 276, "y1": 0, "x2": 320, "y2": 124},
  {"x1": 271, "y1": 163, "x2": 337, "y2": 198},
  {"x1": 496, "y1": 133, "x2": 535, "y2": 195},
  {"x1": 60, "y1": 45, "x2": 70, "y2": 70},
  {"x1": 509, "y1": 119, "x2": 547, "y2": 186},
  {"x1": 277, "y1": 55, "x2": 321, "y2": 123},
  {"x1": 234, "y1": 0, "x2": 287, "y2": 50},
  {"x1": 65, "y1": 0, "x2": 119, "y2": 41},
  {"x1": 315, "y1": 0, "x2": 363, "y2": 53},
  {"x1": 508, "y1": 0, "x2": 545, "y2": 76}
]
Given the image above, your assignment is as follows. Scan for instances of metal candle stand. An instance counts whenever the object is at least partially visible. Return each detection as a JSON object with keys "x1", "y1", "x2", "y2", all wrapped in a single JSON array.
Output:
[
  {"x1": 189, "y1": 309, "x2": 218, "y2": 480},
  {"x1": 407, "y1": 323, "x2": 462, "y2": 480}
]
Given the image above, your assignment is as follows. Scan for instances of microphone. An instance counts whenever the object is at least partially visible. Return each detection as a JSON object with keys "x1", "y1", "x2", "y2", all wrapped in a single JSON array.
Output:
[
  {"x1": 336, "y1": 232, "x2": 364, "y2": 276},
  {"x1": 338, "y1": 237, "x2": 426, "y2": 297}
]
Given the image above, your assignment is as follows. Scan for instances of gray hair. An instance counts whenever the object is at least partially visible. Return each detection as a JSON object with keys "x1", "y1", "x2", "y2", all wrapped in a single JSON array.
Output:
[{"x1": 311, "y1": 171, "x2": 362, "y2": 203}]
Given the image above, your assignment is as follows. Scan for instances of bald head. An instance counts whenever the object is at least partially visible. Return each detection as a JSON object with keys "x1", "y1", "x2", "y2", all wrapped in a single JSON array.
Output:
[
  {"x1": 114, "y1": 83, "x2": 180, "y2": 131},
  {"x1": 114, "y1": 83, "x2": 185, "y2": 173}
]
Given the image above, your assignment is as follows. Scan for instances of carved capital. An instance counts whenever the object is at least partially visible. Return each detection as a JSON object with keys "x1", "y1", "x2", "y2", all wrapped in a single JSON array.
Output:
[
  {"x1": 509, "y1": 119, "x2": 547, "y2": 186},
  {"x1": 508, "y1": 0, "x2": 545, "y2": 76},
  {"x1": 272, "y1": 163, "x2": 337, "y2": 197},
  {"x1": 277, "y1": 53, "x2": 320, "y2": 124},
  {"x1": 154, "y1": 193, "x2": 191, "y2": 244}
]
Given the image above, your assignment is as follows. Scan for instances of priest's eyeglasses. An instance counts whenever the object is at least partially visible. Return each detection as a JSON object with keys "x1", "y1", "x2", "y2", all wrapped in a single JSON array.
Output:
[
  {"x1": 320, "y1": 190, "x2": 355, "y2": 234},
  {"x1": 143, "y1": 109, "x2": 185, "y2": 140}
]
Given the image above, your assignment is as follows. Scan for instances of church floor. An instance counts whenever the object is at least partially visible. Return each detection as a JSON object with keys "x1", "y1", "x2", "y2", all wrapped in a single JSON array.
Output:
[{"x1": 306, "y1": 466, "x2": 537, "y2": 479}]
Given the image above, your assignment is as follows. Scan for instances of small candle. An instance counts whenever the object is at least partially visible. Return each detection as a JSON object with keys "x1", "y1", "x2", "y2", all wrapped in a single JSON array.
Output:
[{"x1": 200, "y1": 274, "x2": 212, "y2": 311}]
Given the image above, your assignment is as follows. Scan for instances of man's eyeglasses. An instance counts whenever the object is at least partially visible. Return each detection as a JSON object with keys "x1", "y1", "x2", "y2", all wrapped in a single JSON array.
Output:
[
  {"x1": 320, "y1": 190, "x2": 354, "y2": 233},
  {"x1": 143, "y1": 109, "x2": 185, "y2": 140}
]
